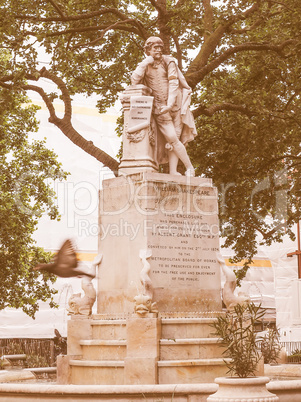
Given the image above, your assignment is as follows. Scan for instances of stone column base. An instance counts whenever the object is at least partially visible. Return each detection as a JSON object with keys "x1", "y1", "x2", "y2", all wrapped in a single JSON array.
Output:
[{"x1": 124, "y1": 316, "x2": 161, "y2": 384}]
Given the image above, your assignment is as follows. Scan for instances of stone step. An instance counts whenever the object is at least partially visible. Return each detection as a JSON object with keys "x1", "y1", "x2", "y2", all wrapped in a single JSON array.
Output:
[
  {"x1": 91, "y1": 319, "x2": 127, "y2": 340},
  {"x1": 161, "y1": 317, "x2": 217, "y2": 339},
  {"x1": 79, "y1": 340, "x2": 126, "y2": 360},
  {"x1": 69, "y1": 359, "x2": 124, "y2": 385},
  {"x1": 158, "y1": 358, "x2": 229, "y2": 384},
  {"x1": 90, "y1": 317, "x2": 218, "y2": 340},
  {"x1": 69, "y1": 357, "x2": 228, "y2": 385},
  {"x1": 159, "y1": 337, "x2": 224, "y2": 360}
]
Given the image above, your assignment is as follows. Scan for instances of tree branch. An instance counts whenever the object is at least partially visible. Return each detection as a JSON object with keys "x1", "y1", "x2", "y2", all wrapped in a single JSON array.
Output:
[
  {"x1": 188, "y1": 2, "x2": 260, "y2": 75},
  {"x1": 25, "y1": 21, "x2": 141, "y2": 39},
  {"x1": 261, "y1": 222, "x2": 287, "y2": 239},
  {"x1": 39, "y1": 68, "x2": 72, "y2": 121},
  {"x1": 253, "y1": 154, "x2": 301, "y2": 177},
  {"x1": 202, "y1": 0, "x2": 213, "y2": 41},
  {"x1": 283, "y1": 92, "x2": 299, "y2": 111},
  {"x1": 174, "y1": 0, "x2": 188, "y2": 9},
  {"x1": 23, "y1": 83, "x2": 57, "y2": 120},
  {"x1": 228, "y1": 18, "x2": 263, "y2": 34},
  {"x1": 148, "y1": 0, "x2": 165, "y2": 14},
  {"x1": 45, "y1": 0, "x2": 66, "y2": 19},
  {"x1": 186, "y1": 39, "x2": 298, "y2": 88},
  {"x1": 0, "y1": 70, "x2": 119, "y2": 173},
  {"x1": 171, "y1": 34, "x2": 183, "y2": 70},
  {"x1": 71, "y1": 20, "x2": 140, "y2": 49},
  {"x1": 47, "y1": 118, "x2": 119, "y2": 173},
  {"x1": 15, "y1": 8, "x2": 135, "y2": 22},
  {"x1": 193, "y1": 102, "x2": 255, "y2": 118},
  {"x1": 268, "y1": 1, "x2": 294, "y2": 12}
]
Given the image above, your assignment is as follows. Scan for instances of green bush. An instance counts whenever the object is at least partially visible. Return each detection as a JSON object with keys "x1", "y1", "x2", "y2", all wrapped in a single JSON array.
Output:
[
  {"x1": 260, "y1": 328, "x2": 281, "y2": 364},
  {"x1": 212, "y1": 303, "x2": 265, "y2": 378}
]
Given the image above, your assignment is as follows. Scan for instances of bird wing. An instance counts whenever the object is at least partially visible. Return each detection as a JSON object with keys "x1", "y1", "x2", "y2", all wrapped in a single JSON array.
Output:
[{"x1": 55, "y1": 239, "x2": 78, "y2": 273}]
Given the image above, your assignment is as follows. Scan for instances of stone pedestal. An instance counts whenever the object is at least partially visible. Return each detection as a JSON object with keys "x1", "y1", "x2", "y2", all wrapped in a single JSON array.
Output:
[
  {"x1": 119, "y1": 85, "x2": 158, "y2": 175},
  {"x1": 98, "y1": 172, "x2": 222, "y2": 315},
  {"x1": 56, "y1": 355, "x2": 72, "y2": 385},
  {"x1": 124, "y1": 315, "x2": 161, "y2": 384},
  {"x1": 67, "y1": 316, "x2": 93, "y2": 356},
  {"x1": 57, "y1": 172, "x2": 226, "y2": 386}
]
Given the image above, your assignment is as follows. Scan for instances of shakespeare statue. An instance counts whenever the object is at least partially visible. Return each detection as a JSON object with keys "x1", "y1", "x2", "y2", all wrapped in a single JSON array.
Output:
[{"x1": 130, "y1": 36, "x2": 197, "y2": 177}]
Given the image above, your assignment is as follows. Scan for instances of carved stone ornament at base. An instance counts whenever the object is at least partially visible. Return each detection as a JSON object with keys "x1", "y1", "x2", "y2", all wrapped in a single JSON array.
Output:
[
  {"x1": 67, "y1": 277, "x2": 96, "y2": 316},
  {"x1": 67, "y1": 253, "x2": 102, "y2": 316},
  {"x1": 126, "y1": 123, "x2": 147, "y2": 143},
  {"x1": 133, "y1": 249, "x2": 158, "y2": 316},
  {"x1": 139, "y1": 248, "x2": 153, "y2": 298},
  {"x1": 217, "y1": 252, "x2": 250, "y2": 310},
  {"x1": 125, "y1": 121, "x2": 156, "y2": 146},
  {"x1": 134, "y1": 293, "x2": 158, "y2": 316}
]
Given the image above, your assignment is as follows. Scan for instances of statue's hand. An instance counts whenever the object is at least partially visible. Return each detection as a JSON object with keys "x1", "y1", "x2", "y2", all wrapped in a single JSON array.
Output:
[
  {"x1": 141, "y1": 55, "x2": 154, "y2": 66},
  {"x1": 158, "y1": 105, "x2": 171, "y2": 115},
  {"x1": 131, "y1": 56, "x2": 154, "y2": 84}
]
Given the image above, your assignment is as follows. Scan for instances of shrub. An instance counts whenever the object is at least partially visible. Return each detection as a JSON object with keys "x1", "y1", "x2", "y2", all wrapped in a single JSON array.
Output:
[
  {"x1": 212, "y1": 302, "x2": 265, "y2": 378},
  {"x1": 260, "y1": 328, "x2": 281, "y2": 364}
]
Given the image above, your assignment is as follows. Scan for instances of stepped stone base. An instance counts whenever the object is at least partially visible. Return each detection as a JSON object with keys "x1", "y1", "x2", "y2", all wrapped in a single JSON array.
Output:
[
  {"x1": 57, "y1": 173, "x2": 226, "y2": 386},
  {"x1": 57, "y1": 314, "x2": 229, "y2": 386}
]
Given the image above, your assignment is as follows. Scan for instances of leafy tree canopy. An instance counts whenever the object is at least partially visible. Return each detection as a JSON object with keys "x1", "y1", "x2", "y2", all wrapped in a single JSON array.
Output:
[
  {"x1": 1, "y1": 0, "x2": 301, "y2": 282},
  {"x1": 0, "y1": 49, "x2": 68, "y2": 317}
]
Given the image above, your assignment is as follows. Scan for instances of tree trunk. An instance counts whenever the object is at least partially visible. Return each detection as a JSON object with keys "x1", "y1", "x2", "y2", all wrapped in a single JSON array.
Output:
[{"x1": 51, "y1": 117, "x2": 119, "y2": 174}]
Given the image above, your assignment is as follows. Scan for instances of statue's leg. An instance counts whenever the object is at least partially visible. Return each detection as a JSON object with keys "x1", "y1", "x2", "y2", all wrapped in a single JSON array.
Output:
[
  {"x1": 168, "y1": 151, "x2": 181, "y2": 175},
  {"x1": 156, "y1": 114, "x2": 195, "y2": 176},
  {"x1": 168, "y1": 111, "x2": 182, "y2": 175},
  {"x1": 172, "y1": 141, "x2": 195, "y2": 176}
]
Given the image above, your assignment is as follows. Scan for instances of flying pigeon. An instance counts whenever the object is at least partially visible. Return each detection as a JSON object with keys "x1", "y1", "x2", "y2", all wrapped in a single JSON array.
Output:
[{"x1": 33, "y1": 239, "x2": 95, "y2": 278}]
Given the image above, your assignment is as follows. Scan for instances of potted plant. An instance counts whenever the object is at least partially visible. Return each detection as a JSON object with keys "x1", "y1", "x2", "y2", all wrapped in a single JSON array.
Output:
[{"x1": 207, "y1": 302, "x2": 279, "y2": 402}]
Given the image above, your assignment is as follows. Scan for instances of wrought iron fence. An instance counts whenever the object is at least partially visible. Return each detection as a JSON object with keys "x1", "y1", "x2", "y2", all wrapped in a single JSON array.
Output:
[{"x1": 0, "y1": 334, "x2": 66, "y2": 368}]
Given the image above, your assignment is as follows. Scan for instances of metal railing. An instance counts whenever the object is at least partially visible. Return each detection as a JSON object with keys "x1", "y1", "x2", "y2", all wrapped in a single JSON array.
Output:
[{"x1": 280, "y1": 341, "x2": 301, "y2": 356}]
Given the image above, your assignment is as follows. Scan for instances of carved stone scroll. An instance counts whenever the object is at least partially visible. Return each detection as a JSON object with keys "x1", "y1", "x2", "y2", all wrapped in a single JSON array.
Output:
[
  {"x1": 118, "y1": 85, "x2": 158, "y2": 175},
  {"x1": 127, "y1": 95, "x2": 153, "y2": 134}
]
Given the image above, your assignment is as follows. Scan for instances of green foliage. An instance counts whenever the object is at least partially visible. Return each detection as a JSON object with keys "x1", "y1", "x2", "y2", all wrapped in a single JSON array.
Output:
[
  {"x1": 0, "y1": 78, "x2": 68, "y2": 318},
  {"x1": 260, "y1": 327, "x2": 281, "y2": 364},
  {"x1": 26, "y1": 354, "x2": 49, "y2": 368},
  {"x1": 212, "y1": 303, "x2": 265, "y2": 378},
  {"x1": 287, "y1": 349, "x2": 301, "y2": 363},
  {"x1": 290, "y1": 348, "x2": 301, "y2": 357},
  {"x1": 1, "y1": 0, "x2": 301, "y2": 279}
]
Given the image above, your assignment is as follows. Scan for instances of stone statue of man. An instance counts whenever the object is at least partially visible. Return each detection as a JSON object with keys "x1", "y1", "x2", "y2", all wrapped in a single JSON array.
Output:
[{"x1": 131, "y1": 36, "x2": 197, "y2": 177}]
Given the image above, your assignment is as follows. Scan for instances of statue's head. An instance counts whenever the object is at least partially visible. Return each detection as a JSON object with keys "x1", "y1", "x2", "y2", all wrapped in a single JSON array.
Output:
[{"x1": 144, "y1": 36, "x2": 164, "y2": 55}]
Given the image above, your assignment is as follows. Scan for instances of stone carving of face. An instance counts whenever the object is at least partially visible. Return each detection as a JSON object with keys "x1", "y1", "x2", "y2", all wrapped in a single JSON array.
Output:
[{"x1": 148, "y1": 44, "x2": 163, "y2": 61}]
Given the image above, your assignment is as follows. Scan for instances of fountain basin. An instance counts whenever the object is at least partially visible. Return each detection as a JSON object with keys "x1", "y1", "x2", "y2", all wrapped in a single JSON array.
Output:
[{"x1": 0, "y1": 380, "x2": 301, "y2": 401}]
